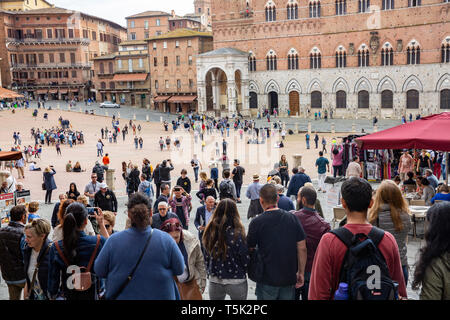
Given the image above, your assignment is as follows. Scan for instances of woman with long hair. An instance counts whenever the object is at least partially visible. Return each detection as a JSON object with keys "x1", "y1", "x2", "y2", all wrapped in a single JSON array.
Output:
[
  {"x1": 202, "y1": 199, "x2": 250, "y2": 300},
  {"x1": 43, "y1": 166, "x2": 56, "y2": 204},
  {"x1": 67, "y1": 183, "x2": 80, "y2": 201},
  {"x1": 278, "y1": 155, "x2": 289, "y2": 188},
  {"x1": 368, "y1": 180, "x2": 411, "y2": 285},
  {"x1": 161, "y1": 217, "x2": 206, "y2": 300},
  {"x1": 23, "y1": 219, "x2": 52, "y2": 300},
  {"x1": 48, "y1": 202, "x2": 107, "y2": 300},
  {"x1": 412, "y1": 202, "x2": 450, "y2": 300}
]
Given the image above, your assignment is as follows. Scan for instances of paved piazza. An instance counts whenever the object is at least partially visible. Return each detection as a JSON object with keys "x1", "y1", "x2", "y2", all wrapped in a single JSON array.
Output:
[{"x1": 0, "y1": 103, "x2": 422, "y2": 300}]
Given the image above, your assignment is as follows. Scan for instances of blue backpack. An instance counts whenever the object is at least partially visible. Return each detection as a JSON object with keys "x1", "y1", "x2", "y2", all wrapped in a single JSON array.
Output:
[{"x1": 330, "y1": 227, "x2": 399, "y2": 300}]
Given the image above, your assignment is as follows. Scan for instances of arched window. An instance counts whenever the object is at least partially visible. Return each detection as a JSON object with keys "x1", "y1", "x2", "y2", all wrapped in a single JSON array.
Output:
[
  {"x1": 265, "y1": 2, "x2": 277, "y2": 22},
  {"x1": 406, "y1": 90, "x2": 419, "y2": 109},
  {"x1": 99, "y1": 62, "x2": 104, "y2": 74},
  {"x1": 382, "y1": 0, "x2": 394, "y2": 9},
  {"x1": 309, "y1": 1, "x2": 321, "y2": 18},
  {"x1": 441, "y1": 42, "x2": 450, "y2": 63},
  {"x1": 359, "y1": 0, "x2": 370, "y2": 12},
  {"x1": 109, "y1": 82, "x2": 115, "y2": 89},
  {"x1": 335, "y1": 0, "x2": 347, "y2": 15},
  {"x1": 335, "y1": 47, "x2": 346, "y2": 68},
  {"x1": 381, "y1": 44, "x2": 394, "y2": 66},
  {"x1": 381, "y1": 90, "x2": 393, "y2": 108},
  {"x1": 441, "y1": 89, "x2": 450, "y2": 109},
  {"x1": 358, "y1": 45, "x2": 370, "y2": 67},
  {"x1": 311, "y1": 91, "x2": 322, "y2": 108},
  {"x1": 108, "y1": 62, "x2": 113, "y2": 74},
  {"x1": 287, "y1": 2, "x2": 298, "y2": 20},
  {"x1": 100, "y1": 81, "x2": 106, "y2": 89},
  {"x1": 249, "y1": 54, "x2": 257, "y2": 71},
  {"x1": 336, "y1": 90, "x2": 347, "y2": 108},
  {"x1": 310, "y1": 50, "x2": 321, "y2": 69},
  {"x1": 266, "y1": 51, "x2": 277, "y2": 71},
  {"x1": 408, "y1": 0, "x2": 421, "y2": 7},
  {"x1": 287, "y1": 49, "x2": 299, "y2": 70},
  {"x1": 406, "y1": 41, "x2": 420, "y2": 65},
  {"x1": 358, "y1": 90, "x2": 369, "y2": 108}
]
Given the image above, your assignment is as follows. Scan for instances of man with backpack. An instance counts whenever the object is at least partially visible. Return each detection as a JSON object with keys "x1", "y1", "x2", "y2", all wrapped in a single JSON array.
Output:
[
  {"x1": 219, "y1": 170, "x2": 237, "y2": 201},
  {"x1": 138, "y1": 174, "x2": 153, "y2": 199},
  {"x1": 309, "y1": 178, "x2": 407, "y2": 300}
]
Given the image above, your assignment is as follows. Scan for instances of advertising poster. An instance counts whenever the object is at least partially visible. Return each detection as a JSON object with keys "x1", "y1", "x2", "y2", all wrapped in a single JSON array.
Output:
[
  {"x1": 15, "y1": 190, "x2": 31, "y2": 206},
  {"x1": 0, "y1": 193, "x2": 15, "y2": 225}
]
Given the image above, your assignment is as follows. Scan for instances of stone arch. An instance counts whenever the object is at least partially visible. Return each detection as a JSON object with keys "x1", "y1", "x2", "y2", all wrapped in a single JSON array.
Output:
[
  {"x1": 332, "y1": 77, "x2": 350, "y2": 93},
  {"x1": 265, "y1": 79, "x2": 281, "y2": 94},
  {"x1": 307, "y1": 78, "x2": 322, "y2": 93},
  {"x1": 436, "y1": 73, "x2": 450, "y2": 91},
  {"x1": 377, "y1": 76, "x2": 397, "y2": 93},
  {"x1": 285, "y1": 79, "x2": 302, "y2": 94},
  {"x1": 354, "y1": 76, "x2": 373, "y2": 93},
  {"x1": 402, "y1": 75, "x2": 423, "y2": 92},
  {"x1": 249, "y1": 80, "x2": 260, "y2": 94}
]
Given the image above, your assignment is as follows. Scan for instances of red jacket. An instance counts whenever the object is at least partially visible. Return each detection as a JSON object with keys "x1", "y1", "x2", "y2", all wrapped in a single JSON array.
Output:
[
  {"x1": 292, "y1": 208, "x2": 330, "y2": 273},
  {"x1": 309, "y1": 223, "x2": 407, "y2": 300}
]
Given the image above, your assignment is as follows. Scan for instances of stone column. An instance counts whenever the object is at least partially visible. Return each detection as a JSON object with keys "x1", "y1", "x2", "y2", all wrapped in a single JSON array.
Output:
[
  {"x1": 227, "y1": 80, "x2": 237, "y2": 116},
  {"x1": 241, "y1": 79, "x2": 250, "y2": 116},
  {"x1": 197, "y1": 81, "x2": 206, "y2": 113},
  {"x1": 212, "y1": 79, "x2": 219, "y2": 111}
]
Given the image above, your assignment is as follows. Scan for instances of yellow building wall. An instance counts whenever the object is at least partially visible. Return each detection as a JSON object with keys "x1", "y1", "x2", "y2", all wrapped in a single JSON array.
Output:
[{"x1": 0, "y1": 0, "x2": 52, "y2": 11}]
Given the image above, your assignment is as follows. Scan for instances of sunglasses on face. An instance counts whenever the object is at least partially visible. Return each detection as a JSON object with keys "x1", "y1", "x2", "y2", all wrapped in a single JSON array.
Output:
[
  {"x1": 158, "y1": 208, "x2": 167, "y2": 211},
  {"x1": 105, "y1": 224, "x2": 111, "y2": 229}
]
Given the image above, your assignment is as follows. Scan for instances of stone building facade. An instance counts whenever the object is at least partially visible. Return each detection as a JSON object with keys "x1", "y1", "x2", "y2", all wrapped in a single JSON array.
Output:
[
  {"x1": 92, "y1": 40, "x2": 151, "y2": 107},
  {"x1": 0, "y1": 7, "x2": 127, "y2": 100},
  {"x1": 0, "y1": 0, "x2": 52, "y2": 12},
  {"x1": 148, "y1": 29, "x2": 213, "y2": 113},
  {"x1": 202, "y1": 0, "x2": 450, "y2": 118}
]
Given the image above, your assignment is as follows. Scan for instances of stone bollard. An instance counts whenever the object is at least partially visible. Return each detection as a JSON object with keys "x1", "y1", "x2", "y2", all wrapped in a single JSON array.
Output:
[
  {"x1": 331, "y1": 122, "x2": 335, "y2": 134},
  {"x1": 57, "y1": 104, "x2": 60, "y2": 110},
  {"x1": 160, "y1": 116, "x2": 163, "y2": 123},
  {"x1": 146, "y1": 104, "x2": 150, "y2": 110},
  {"x1": 352, "y1": 123, "x2": 356, "y2": 133},
  {"x1": 133, "y1": 114, "x2": 136, "y2": 120},
  {"x1": 68, "y1": 105, "x2": 71, "y2": 111},
  {"x1": 307, "y1": 122, "x2": 311, "y2": 134},
  {"x1": 117, "y1": 112, "x2": 120, "y2": 118},
  {"x1": 146, "y1": 115, "x2": 149, "y2": 122},
  {"x1": 105, "y1": 168, "x2": 116, "y2": 191},
  {"x1": 79, "y1": 107, "x2": 82, "y2": 113},
  {"x1": 374, "y1": 125, "x2": 378, "y2": 133},
  {"x1": 295, "y1": 123, "x2": 298, "y2": 134},
  {"x1": 292, "y1": 154, "x2": 302, "y2": 169},
  {"x1": 105, "y1": 110, "x2": 108, "y2": 117}
]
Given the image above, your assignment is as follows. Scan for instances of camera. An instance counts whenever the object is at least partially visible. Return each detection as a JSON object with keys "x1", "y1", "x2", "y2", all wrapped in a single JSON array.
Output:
[
  {"x1": 174, "y1": 187, "x2": 181, "y2": 192},
  {"x1": 87, "y1": 207, "x2": 99, "y2": 216}
]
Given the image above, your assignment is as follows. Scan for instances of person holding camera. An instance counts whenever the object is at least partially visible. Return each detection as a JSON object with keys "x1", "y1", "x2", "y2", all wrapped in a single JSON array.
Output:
[
  {"x1": 159, "y1": 160, "x2": 174, "y2": 188},
  {"x1": 169, "y1": 186, "x2": 192, "y2": 230},
  {"x1": 43, "y1": 166, "x2": 56, "y2": 204},
  {"x1": 94, "y1": 183, "x2": 117, "y2": 213}
]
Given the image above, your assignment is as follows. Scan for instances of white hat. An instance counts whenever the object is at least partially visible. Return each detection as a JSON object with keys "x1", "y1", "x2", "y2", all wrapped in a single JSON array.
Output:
[{"x1": 99, "y1": 182, "x2": 108, "y2": 189}]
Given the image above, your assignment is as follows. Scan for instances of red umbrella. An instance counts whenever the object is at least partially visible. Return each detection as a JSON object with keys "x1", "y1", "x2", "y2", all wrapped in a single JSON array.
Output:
[{"x1": 356, "y1": 112, "x2": 450, "y2": 151}]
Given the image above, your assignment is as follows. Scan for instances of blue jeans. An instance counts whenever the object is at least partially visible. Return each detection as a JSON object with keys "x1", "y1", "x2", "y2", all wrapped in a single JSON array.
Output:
[
  {"x1": 295, "y1": 272, "x2": 311, "y2": 300},
  {"x1": 402, "y1": 265, "x2": 409, "y2": 287},
  {"x1": 255, "y1": 283, "x2": 295, "y2": 300},
  {"x1": 194, "y1": 167, "x2": 199, "y2": 182},
  {"x1": 306, "y1": 140, "x2": 310, "y2": 149}
]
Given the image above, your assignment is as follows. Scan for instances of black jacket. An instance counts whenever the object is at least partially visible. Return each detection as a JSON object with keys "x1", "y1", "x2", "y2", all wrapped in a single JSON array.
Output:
[
  {"x1": 153, "y1": 194, "x2": 169, "y2": 213},
  {"x1": 159, "y1": 164, "x2": 174, "y2": 182},
  {"x1": 23, "y1": 238, "x2": 52, "y2": 299},
  {"x1": 126, "y1": 168, "x2": 140, "y2": 193},
  {"x1": 142, "y1": 164, "x2": 152, "y2": 182},
  {"x1": 94, "y1": 190, "x2": 118, "y2": 212},
  {"x1": 152, "y1": 167, "x2": 161, "y2": 184},
  {"x1": 92, "y1": 164, "x2": 107, "y2": 182},
  {"x1": 0, "y1": 221, "x2": 26, "y2": 282},
  {"x1": 51, "y1": 202, "x2": 60, "y2": 228},
  {"x1": 176, "y1": 177, "x2": 192, "y2": 194}
]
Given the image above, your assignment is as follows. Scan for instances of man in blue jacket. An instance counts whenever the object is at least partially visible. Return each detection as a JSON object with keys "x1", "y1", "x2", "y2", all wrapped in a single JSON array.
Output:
[{"x1": 286, "y1": 167, "x2": 311, "y2": 200}]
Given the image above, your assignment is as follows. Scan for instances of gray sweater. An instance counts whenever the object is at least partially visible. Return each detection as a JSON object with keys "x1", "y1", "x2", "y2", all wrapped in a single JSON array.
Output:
[
  {"x1": 374, "y1": 204, "x2": 411, "y2": 266},
  {"x1": 422, "y1": 186, "x2": 436, "y2": 206}
]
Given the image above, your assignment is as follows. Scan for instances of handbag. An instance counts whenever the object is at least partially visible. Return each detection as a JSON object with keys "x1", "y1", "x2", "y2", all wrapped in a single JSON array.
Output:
[
  {"x1": 54, "y1": 235, "x2": 100, "y2": 292},
  {"x1": 248, "y1": 248, "x2": 265, "y2": 283},
  {"x1": 174, "y1": 277, "x2": 202, "y2": 300},
  {"x1": 109, "y1": 229, "x2": 153, "y2": 300}
]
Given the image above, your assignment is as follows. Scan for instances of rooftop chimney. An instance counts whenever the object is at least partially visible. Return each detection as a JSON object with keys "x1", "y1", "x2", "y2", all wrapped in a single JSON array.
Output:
[{"x1": 171, "y1": 10, "x2": 176, "y2": 18}]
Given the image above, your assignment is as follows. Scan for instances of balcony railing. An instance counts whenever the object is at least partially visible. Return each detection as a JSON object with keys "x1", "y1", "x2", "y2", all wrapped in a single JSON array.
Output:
[
  {"x1": 6, "y1": 37, "x2": 91, "y2": 45},
  {"x1": 11, "y1": 63, "x2": 92, "y2": 69}
]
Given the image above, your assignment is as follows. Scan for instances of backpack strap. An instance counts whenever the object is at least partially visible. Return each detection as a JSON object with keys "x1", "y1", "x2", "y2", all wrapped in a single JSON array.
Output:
[
  {"x1": 330, "y1": 227, "x2": 354, "y2": 248},
  {"x1": 367, "y1": 227, "x2": 385, "y2": 248},
  {"x1": 54, "y1": 241, "x2": 70, "y2": 267},
  {"x1": 86, "y1": 235, "x2": 101, "y2": 272}
]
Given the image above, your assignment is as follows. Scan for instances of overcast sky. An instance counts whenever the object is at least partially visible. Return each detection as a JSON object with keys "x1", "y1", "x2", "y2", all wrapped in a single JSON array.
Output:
[{"x1": 51, "y1": 0, "x2": 194, "y2": 27}]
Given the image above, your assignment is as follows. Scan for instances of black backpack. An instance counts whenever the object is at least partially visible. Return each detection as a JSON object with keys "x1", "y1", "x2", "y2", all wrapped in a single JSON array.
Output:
[
  {"x1": 219, "y1": 180, "x2": 233, "y2": 200},
  {"x1": 330, "y1": 227, "x2": 399, "y2": 300}
]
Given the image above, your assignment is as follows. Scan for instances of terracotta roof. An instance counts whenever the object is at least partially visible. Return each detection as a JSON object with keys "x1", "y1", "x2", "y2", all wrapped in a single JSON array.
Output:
[
  {"x1": 153, "y1": 95, "x2": 171, "y2": 102},
  {"x1": 93, "y1": 53, "x2": 117, "y2": 61},
  {"x1": 167, "y1": 95, "x2": 197, "y2": 103},
  {"x1": 146, "y1": 28, "x2": 212, "y2": 41},
  {"x1": 200, "y1": 47, "x2": 249, "y2": 57},
  {"x1": 113, "y1": 73, "x2": 148, "y2": 82},
  {"x1": 0, "y1": 87, "x2": 23, "y2": 99},
  {"x1": 126, "y1": 10, "x2": 170, "y2": 19}
]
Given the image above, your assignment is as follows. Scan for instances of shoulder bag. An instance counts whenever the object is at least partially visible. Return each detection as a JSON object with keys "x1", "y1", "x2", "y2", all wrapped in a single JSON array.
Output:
[
  {"x1": 26, "y1": 243, "x2": 52, "y2": 300},
  {"x1": 54, "y1": 235, "x2": 100, "y2": 292},
  {"x1": 108, "y1": 229, "x2": 153, "y2": 300},
  {"x1": 173, "y1": 277, "x2": 202, "y2": 300}
]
